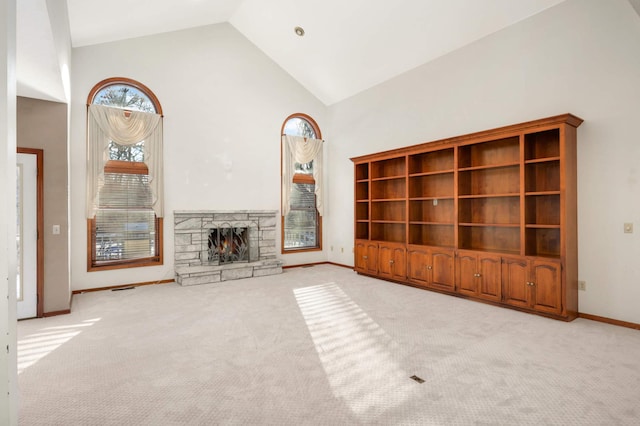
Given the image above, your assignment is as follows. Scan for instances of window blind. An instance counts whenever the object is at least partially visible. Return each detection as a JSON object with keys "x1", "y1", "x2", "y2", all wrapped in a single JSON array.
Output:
[
  {"x1": 284, "y1": 183, "x2": 317, "y2": 249},
  {"x1": 94, "y1": 172, "x2": 156, "y2": 262}
]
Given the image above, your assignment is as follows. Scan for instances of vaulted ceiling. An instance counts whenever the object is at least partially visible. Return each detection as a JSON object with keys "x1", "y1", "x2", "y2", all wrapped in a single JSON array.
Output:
[{"x1": 19, "y1": 0, "x2": 621, "y2": 106}]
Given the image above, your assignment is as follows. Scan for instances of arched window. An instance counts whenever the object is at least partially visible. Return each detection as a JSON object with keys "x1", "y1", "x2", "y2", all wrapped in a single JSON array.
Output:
[
  {"x1": 86, "y1": 77, "x2": 164, "y2": 271},
  {"x1": 281, "y1": 113, "x2": 322, "y2": 252}
]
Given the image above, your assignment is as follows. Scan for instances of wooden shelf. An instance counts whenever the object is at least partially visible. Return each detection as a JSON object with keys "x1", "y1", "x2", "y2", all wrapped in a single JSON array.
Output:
[
  {"x1": 458, "y1": 166, "x2": 519, "y2": 196},
  {"x1": 525, "y1": 227, "x2": 560, "y2": 257},
  {"x1": 525, "y1": 129, "x2": 560, "y2": 161},
  {"x1": 459, "y1": 196, "x2": 519, "y2": 225},
  {"x1": 458, "y1": 136, "x2": 520, "y2": 169},
  {"x1": 525, "y1": 191, "x2": 560, "y2": 196},
  {"x1": 458, "y1": 162, "x2": 520, "y2": 172},
  {"x1": 409, "y1": 148, "x2": 454, "y2": 174},
  {"x1": 458, "y1": 193, "x2": 519, "y2": 199},
  {"x1": 371, "y1": 157, "x2": 405, "y2": 179},
  {"x1": 525, "y1": 161, "x2": 560, "y2": 193},
  {"x1": 409, "y1": 223, "x2": 454, "y2": 247},
  {"x1": 409, "y1": 173, "x2": 454, "y2": 199},
  {"x1": 355, "y1": 163, "x2": 369, "y2": 181},
  {"x1": 371, "y1": 178, "x2": 405, "y2": 199},
  {"x1": 409, "y1": 169, "x2": 455, "y2": 177},
  {"x1": 525, "y1": 193, "x2": 560, "y2": 226},
  {"x1": 459, "y1": 223, "x2": 521, "y2": 253},
  {"x1": 352, "y1": 114, "x2": 581, "y2": 321},
  {"x1": 410, "y1": 221, "x2": 454, "y2": 225},
  {"x1": 371, "y1": 222, "x2": 405, "y2": 243},
  {"x1": 371, "y1": 175, "x2": 406, "y2": 181},
  {"x1": 525, "y1": 156, "x2": 560, "y2": 164},
  {"x1": 372, "y1": 200, "x2": 405, "y2": 222},
  {"x1": 409, "y1": 196, "x2": 454, "y2": 201},
  {"x1": 459, "y1": 223, "x2": 520, "y2": 228},
  {"x1": 371, "y1": 198, "x2": 405, "y2": 202}
]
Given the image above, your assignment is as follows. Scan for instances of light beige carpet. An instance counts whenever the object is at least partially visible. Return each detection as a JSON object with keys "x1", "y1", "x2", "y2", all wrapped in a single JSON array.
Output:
[{"x1": 18, "y1": 265, "x2": 640, "y2": 425}]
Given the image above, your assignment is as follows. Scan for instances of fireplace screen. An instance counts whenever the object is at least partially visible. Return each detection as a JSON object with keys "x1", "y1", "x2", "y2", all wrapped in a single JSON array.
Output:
[{"x1": 207, "y1": 226, "x2": 249, "y2": 264}]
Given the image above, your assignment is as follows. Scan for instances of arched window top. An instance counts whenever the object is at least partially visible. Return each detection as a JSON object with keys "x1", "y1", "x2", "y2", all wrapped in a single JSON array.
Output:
[
  {"x1": 87, "y1": 77, "x2": 163, "y2": 115},
  {"x1": 282, "y1": 113, "x2": 321, "y2": 140}
]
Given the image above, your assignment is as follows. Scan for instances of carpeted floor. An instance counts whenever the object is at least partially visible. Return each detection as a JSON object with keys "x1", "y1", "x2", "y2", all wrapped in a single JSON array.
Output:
[{"x1": 17, "y1": 265, "x2": 640, "y2": 425}]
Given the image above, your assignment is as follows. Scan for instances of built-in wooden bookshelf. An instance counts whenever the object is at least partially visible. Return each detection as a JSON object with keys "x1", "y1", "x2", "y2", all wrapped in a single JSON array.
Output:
[{"x1": 352, "y1": 114, "x2": 582, "y2": 321}]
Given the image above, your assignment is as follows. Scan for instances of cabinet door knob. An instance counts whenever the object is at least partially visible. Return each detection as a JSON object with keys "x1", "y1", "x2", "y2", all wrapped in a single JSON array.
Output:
[
  {"x1": 363, "y1": 255, "x2": 368, "y2": 260},
  {"x1": 527, "y1": 281, "x2": 535, "y2": 286},
  {"x1": 390, "y1": 260, "x2": 394, "y2": 264},
  {"x1": 427, "y1": 265, "x2": 432, "y2": 270}
]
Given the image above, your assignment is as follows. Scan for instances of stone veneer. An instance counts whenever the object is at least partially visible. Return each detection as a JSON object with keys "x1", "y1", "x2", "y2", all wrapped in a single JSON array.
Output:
[{"x1": 174, "y1": 210, "x2": 283, "y2": 286}]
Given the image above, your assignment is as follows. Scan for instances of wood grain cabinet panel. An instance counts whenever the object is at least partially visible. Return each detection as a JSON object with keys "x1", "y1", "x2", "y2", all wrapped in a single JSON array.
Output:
[
  {"x1": 407, "y1": 245, "x2": 454, "y2": 291},
  {"x1": 502, "y1": 257, "x2": 562, "y2": 316},
  {"x1": 456, "y1": 250, "x2": 501, "y2": 301},
  {"x1": 501, "y1": 257, "x2": 530, "y2": 308},
  {"x1": 530, "y1": 259, "x2": 562, "y2": 315},
  {"x1": 378, "y1": 242, "x2": 406, "y2": 280},
  {"x1": 355, "y1": 240, "x2": 379, "y2": 275},
  {"x1": 352, "y1": 114, "x2": 581, "y2": 321},
  {"x1": 407, "y1": 247, "x2": 429, "y2": 286}
]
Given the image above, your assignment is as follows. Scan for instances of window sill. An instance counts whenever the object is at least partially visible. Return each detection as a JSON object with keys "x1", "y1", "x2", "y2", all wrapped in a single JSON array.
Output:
[
  {"x1": 282, "y1": 247, "x2": 322, "y2": 254},
  {"x1": 88, "y1": 257, "x2": 163, "y2": 272}
]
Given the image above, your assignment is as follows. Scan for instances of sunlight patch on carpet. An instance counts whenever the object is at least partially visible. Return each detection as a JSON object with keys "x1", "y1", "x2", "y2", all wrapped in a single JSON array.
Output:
[
  {"x1": 18, "y1": 318, "x2": 101, "y2": 374},
  {"x1": 294, "y1": 283, "x2": 414, "y2": 420}
]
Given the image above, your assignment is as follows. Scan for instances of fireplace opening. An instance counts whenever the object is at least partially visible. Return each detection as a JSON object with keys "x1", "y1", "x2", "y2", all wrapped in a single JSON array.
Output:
[{"x1": 207, "y1": 225, "x2": 249, "y2": 264}]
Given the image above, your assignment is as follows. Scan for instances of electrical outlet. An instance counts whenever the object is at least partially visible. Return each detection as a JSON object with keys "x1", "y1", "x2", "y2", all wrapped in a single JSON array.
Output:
[
  {"x1": 624, "y1": 223, "x2": 633, "y2": 233},
  {"x1": 578, "y1": 280, "x2": 586, "y2": 291},
  {"x1": 341, "y1": 247, "x2": 344, "y2": 253},
  {"x1": 52, "y1": 225, "x2": 60, "y2": 235}
]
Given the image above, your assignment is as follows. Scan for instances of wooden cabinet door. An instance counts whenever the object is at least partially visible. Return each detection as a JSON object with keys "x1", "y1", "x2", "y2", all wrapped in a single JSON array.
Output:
[
  {"x1": 430, "y1": 249, "x2": 455, "y2": 291},
  {"x1": 390, "y1": 245, "x2": 407, "y2": 280},
  {"x1": 477, "y1": 254, "x2": 502, "y2": 301},
  {"x1": 531, "y1": 260, "x2": 562, "y2": 315},
  {"x1": 407, "y1": 246, "x2": 429, "y2": 286},
  {"x1": 377, "y1": 243, "x2": 393, "y2": 278},
  {"x1": 502, "y1": 257, "x2": 530, "y2": 308},
  {"x1": 354, "y1": 240, "x2": 367, "y2": 273},
  {"x1": 456, "y1": 251, "x2": 477, "y2": 296},
  {"x1": 365, "y1": 241, "x2": 379, "y2": 275}
]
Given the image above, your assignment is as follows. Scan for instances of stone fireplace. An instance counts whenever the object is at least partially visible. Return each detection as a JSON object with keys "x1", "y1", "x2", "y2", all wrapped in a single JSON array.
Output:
[{"x1": 174, "y1": 210, "x2": 283, "y2": 285}]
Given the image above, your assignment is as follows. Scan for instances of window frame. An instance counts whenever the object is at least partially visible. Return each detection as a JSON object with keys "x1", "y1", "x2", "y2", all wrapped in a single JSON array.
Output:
[
  {"x1": 86, "y1": 77, "x2": 164, "y2": 272},
  {"x1": 281, "y1": 113, "x2": 323, "y2": 254}
]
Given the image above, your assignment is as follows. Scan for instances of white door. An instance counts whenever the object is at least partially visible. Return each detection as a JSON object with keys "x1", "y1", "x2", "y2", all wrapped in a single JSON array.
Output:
[{"x1": 17, "y1": 153, "x2": 37, "y2": 319}]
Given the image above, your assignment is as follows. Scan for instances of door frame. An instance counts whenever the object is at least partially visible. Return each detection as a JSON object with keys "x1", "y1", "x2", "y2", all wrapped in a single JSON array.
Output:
[{"x1": 17, "y1": 148, "x2": 44, "y2": 318}]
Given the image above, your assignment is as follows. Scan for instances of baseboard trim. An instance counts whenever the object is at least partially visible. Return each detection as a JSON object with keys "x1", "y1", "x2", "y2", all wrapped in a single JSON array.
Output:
[
  {"x1": 578, "y1": 312, "x2": 640, "y2": 330},
  {"x1": 283, "y1": 261, "x2": 353, "y2": 270},
  {"x1": 72, "y1": 279, "x2": 174, "y2": 295},
  {"x1": 326, "y1": 261, "x2": 353, "y2": 269},
  {"x1": 43, "y1": 309, "x2": 71, "y2": 317}
]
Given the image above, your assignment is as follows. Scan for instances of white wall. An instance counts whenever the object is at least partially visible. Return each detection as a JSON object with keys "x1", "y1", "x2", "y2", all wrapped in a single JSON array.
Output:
[
  {"x1": 70, "y1": 23, "x2": 328, "y2": 291},
  {"x1": 0, "y1": 0, "x2": 18, "y2": 423},
  {"x1": 326, "y1": 0, "x2": 640, "y2": 324}
]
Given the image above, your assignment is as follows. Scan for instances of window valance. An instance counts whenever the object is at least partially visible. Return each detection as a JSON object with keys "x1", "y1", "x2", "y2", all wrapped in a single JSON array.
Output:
[
  {"x1": 282, "y1": 135, "x2": 323, "y2": 216},
  {"x1": 86, "y1": 104, "x2": 164, "y2": 218}
]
